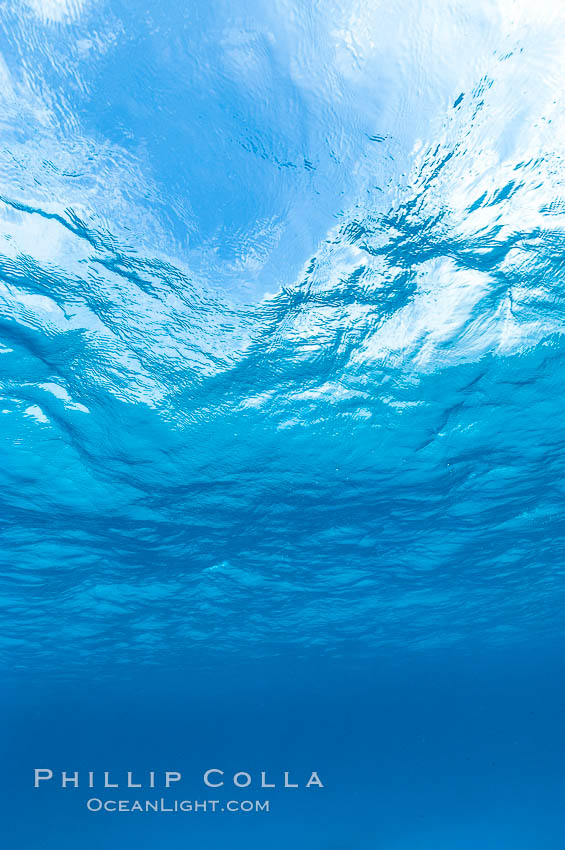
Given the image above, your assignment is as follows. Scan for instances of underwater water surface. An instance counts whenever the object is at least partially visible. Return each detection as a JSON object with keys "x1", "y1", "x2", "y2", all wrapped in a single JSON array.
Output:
[{"x1": 1, "y1": 0, "x2": 565, "y2": 847}]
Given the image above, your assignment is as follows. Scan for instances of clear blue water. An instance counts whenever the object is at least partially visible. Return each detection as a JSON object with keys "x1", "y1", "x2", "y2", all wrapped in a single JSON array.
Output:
[{"x1": 2, "y1": 0, "x2": 565, "y2": 847}]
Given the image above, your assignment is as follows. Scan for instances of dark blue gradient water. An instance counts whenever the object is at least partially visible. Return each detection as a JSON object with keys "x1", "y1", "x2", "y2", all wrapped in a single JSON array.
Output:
[{"x1": 1, "y1": 0, "x2": 565, "y2": 847}]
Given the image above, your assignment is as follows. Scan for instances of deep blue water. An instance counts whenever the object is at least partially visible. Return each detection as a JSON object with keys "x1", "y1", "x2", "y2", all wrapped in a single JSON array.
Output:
[{"x1": 1, "y1": 0, "x2": 565, "y2": 847}]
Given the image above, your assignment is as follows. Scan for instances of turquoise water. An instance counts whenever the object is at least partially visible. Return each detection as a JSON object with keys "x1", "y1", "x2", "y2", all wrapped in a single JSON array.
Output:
[{"x1": 1, "y1": 0, "x2": 565, "y2": 847}]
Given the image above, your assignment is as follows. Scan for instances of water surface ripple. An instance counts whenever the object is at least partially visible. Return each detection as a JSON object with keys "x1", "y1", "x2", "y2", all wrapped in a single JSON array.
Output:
[{"x1": 1, "y1": 0, "x2": 565, "y2": 671}]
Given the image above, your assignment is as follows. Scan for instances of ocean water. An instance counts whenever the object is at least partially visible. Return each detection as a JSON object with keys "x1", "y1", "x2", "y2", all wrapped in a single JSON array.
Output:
[{"x1": 1, "y1": 0, "x2": 565, "y2": 847}]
